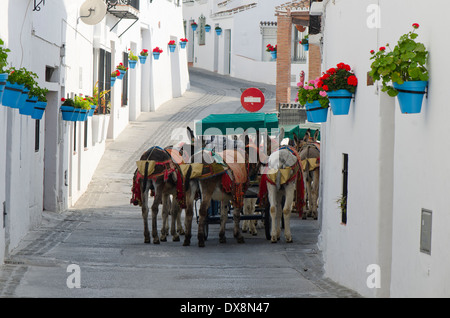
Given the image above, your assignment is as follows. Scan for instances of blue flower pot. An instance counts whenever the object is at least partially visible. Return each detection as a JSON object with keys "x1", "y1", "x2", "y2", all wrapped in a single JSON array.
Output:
[
  {"x1": 270, "y1": 51, "x2": 277, "y2": 60},
  {"x1": 153, "y1": 52, "x2": 160, "y2": 60},
  {"x1": 139, "y1": 55, "x2": 147, "y2": 64},
  {"x1": 31, "y1": 101, "x2": 47, "y2": 120},
  {"x1": 328, "y1": 89, "x2": 353, "y2": 115},
  {"x1": 18, "y1": 88, "x2": 30, "y2": 110},
  {"x1": 169, "y1": 45, "x2": 176, "y2": 52},
  {"x1": 111, "y1": 77, "x2": 116, "y2": 87},
  {"x1": 73, "y1": 108, "x2": 81, "y2": 121},
  {"x1": 302, "y1": 43, "x2": 309, "y2": 51},
  {"x1": 180, "y1": 41, "x2": 187, "y2": 49},
  {"x1": 20, "y1": 95, "x2": 38, "y2": 115},
  {"x1": 205, "y1": 25, "x2": 211, "y2": 32},
  {"x1": 191, "y1": 24, "x2": 197, "y2": 31},
  {"x1": 79, "y1": 109, "x2": 88, "y2": 121},
  {"x1": 61, "y1": 105, "x2": 75, "y2": 121},
  {"x1": 117, "y1": 70, "x2": 125, "y2": 80},
  {"x1": 0, "y1": 73, "x2": 8, "y2": 102},
  {"x1": 128, "y1": 59, "x2": 137, "y2": 69},
  {"x1": 2, "y1": 81, "x2": 24, "y2": 108},
  {"x1": 306, "y1": 100, "x2": 328, "y2": 123},
  {"x1": 88, "y1": 104, "x2": 96, "y2": 116},
  {"x1": 215, "y1": 29, "x2": 222, "y2": 36},
  {"x1": 393, "y1": 81, "x2": 428, "y2": 114}
]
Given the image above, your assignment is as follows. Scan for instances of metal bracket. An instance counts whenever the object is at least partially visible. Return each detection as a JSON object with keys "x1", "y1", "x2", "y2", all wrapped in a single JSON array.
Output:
[{"x1": 33, "y1": 0, "x2": 45, "y2": 11}]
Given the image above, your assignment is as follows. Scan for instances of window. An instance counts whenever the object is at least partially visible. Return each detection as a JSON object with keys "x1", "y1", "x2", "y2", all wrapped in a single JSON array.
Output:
[
  {"x1": 260, "y1": 22, "x2": 277, "y2": 62},
  {"x1": 341, "y1": 153, "x2": 348, "y2": 224},
  {"x1": 35, "y1": 120, "x2": 40, "y2": 152},
  {"x1": 84, "y1": 121, "x2": 88, "y2": 149},
  {"x1": 122, "y1": 52, "x2": 128, "y2": 107},
  {"x1": 198, "y1": 15, "x2": 206, "y2": 45},
  {"x1": 97, "y1": 48, "x2": 112, "y2": 114},
  {"x1": 292, "y1": 26, "x2": 307, "y2": 63}
]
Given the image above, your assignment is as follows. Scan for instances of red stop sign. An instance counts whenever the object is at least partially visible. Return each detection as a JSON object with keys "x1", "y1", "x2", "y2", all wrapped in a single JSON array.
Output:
[{"x1": 241, "y1": 88, "x2": 265, "y2": 112}]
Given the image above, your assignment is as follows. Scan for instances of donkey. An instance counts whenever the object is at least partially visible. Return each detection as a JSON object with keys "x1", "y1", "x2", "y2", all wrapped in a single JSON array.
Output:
[
  {"x1": 182, "y1": 128, "x2": 252, "y2": 247},
  {"x1": 159, "y1": 145, "x2": 190, "y2": 241},
  {"x1": 260, "y1": 128, "x2": 304, "y2": 243},
  {"x1": 297, "y1": 129, "x2": 320, "y2": 220},
  {"x1": 131, "y1": 146, "x2": 184, "y2": 244}
]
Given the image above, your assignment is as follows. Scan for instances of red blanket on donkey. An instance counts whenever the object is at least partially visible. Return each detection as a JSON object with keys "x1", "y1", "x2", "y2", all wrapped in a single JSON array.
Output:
[{"x1": 258, "y1": 147, "x2": 305, "y2": 217}]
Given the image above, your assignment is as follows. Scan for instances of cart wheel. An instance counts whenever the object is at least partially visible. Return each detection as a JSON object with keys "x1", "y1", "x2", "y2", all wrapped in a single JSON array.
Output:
[{"x1": 264, "y1": 204, "x2": 271, "y2": 240}]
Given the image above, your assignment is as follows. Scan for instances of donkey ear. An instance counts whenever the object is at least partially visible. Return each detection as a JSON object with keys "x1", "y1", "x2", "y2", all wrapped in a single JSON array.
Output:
[
  {"x1": 303, "y1": 128, "x2": 311, "y2": 141},
  {"x1": 278, "y1": 127, "x2": 285, "y2": 141},
  {"x1": 313, "y1": 129, "x2": 319, "y2": 141},
  {"x1": 187, "y1": 126, "x2": 195, "y2": 142},
  {"x1": 293, "y1": 133, "x2": 299, "y2": 146}
]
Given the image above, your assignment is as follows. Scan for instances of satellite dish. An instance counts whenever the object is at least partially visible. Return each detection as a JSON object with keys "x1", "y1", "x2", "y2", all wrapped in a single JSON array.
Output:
[{"x1": 79, "y1": 0, "x2": 107, "y2": 25}]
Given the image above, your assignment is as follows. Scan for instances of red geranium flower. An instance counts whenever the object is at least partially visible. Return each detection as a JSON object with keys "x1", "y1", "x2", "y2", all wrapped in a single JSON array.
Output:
[
  {"x1": 412, "y1": 23, "x2": 419, "y2": 29},
  {"x1": 61, "y1": 98, "x2": 66, "y2": 102},
  {"x1": 379, "y1": 46, "x2": 386, "y2": 51},
  {"x1": 347, "y1": 75, "x2": 358, "y2": 86},
  {"x1": 322, "y1": 85, "x2": 329, "y2": 91},
  {"x1": 370, "y1": 50, "x2": 375, "y2": 54}
]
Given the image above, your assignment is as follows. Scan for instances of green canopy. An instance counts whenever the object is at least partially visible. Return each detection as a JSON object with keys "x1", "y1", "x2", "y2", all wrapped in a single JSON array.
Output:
[
  {"x1": 282, "y1": 123, "x2": 321, "y2": 141},
  {"x1": 195, "y1": 113, "x2": 279, "y2": 136}
]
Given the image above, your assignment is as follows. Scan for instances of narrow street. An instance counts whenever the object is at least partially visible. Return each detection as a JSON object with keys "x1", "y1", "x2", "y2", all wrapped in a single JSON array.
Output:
[{"x1": 0, "y1": 68, "x2": 360, "y2": 298}]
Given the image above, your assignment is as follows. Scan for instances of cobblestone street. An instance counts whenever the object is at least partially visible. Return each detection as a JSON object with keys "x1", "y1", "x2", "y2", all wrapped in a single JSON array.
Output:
[{"x1": 0, "y1": 68, "x2": 360, "y2": 298}]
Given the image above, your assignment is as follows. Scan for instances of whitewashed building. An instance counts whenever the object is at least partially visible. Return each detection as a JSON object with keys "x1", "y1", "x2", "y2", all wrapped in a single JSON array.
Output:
[
  {"x1": 317, "y1": 0, "x2": 450, "y2": 297},
  {"x1": 0, "y1": 0, "x2": 189, "y2": 264},
  {"x1": 182, "y1": 0, "x2": 308, "y2": 86}
]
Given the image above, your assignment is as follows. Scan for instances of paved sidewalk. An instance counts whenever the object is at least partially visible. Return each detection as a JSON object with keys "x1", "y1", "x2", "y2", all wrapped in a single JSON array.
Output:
[{"x1": 0, "y1": 68, "x2": 361, "y2": 298}]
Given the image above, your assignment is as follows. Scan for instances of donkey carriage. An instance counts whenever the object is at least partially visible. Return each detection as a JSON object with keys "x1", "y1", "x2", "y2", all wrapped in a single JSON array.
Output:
[{"x1": 130, "y1": 111, "x2": 320, "y2": 247}]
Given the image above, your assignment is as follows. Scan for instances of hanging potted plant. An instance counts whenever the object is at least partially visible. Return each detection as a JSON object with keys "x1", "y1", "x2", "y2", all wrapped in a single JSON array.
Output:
[
  {"x1": 205, "y1": 24, "x2": 211, "y2": 32},
  {"x1": 369, "y1": 23, "x2": 429, "y2": 114},
  {"x1": 297, "y1": 78, "x2": 329, "y2": 123},
  {"x1": 179, "y1": 38, "x2": 188, "y2": 49},
  {"x1": 0, "y1": 37, "x2": 10, "y2": 102},
  {"x1": 319, "y1": 63, "x2": 358, "y2": 115},
  {"x1": 32, "y1": 87, "x2": 48, "y2": 120},
  {"x1": 300, "y1": 34, "x2": 309, "y2": 51},
  {"x1": 191, "y1": 22, "x2": 198, "y2": 31},
  {"x1": 60, "y1": 97, "x2": 76, "y2": 121},
  {"x1": 128, "y1": 49, "x2": 139, "y2": 69},
  {"x1": 215, "y1": 26, "x2": 222, "y2": 36},
  {"x1": 111, "y1": 70, "x2": 119, "y2": 87},
  {"x1": 21, "y1": 80, "x2": 40, "y2": 116},
  {"x1": 139, "y1": 49, "x2": 149, "y2": 64},
  {"x1": 74, "y1": 95, "x2": 90, "y2": 121},
  {"x1": 266, "y1": 44, "x2": 277, "y2": 60},
  {"x1": 18, "y1": 68, "x2": 38, "y2": 112},
  {"x1": 116, "y1": 63, "x2": 128, "y2": 80},
  {"x1": 152, "y1": 47, "x2": 163, "y2": 60},
  {"x1": 168, "y1": 40, "x2": 176, "y2": 53},
  {"x1": 2, "y1": 67, "x2": 27, "y2": 108}
]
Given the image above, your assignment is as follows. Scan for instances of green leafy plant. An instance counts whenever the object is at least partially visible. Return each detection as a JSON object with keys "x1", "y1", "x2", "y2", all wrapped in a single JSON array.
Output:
[
  {"x1": 36, "y1": 86, "x2": 49, "y2": 102},
  {"x1": 319, "y1": 63, "x2": 358, "y2": 94},
  {"x1": 128, "y1": 48, "x2": 138, "y2": 61},
  {"x1": 139, "y1": 49, "x2": 149, "y2": 56},
  {"x1": 0, "y1": 38, "x2": 10, "y2": 73},
  {"x1": 74, "y1": 94, "x2": 91, "y2": 109},
  {"x1": 6, "y1": 67, "x2": 28, "y2": 85},
  {"x1": 297, "y1": 78, "x2": 330, "y2": 108},
  {"x1": 301, "y1": 34, "x2": 309, "y2": 45},
  {"x1": 369, "y1": 23, "x2": 429, "y2": 97},
  {"x1": 61, "y1": 97, "x2": 74, "y2": 106},
  {"x1": 116, "y1": 62, "x2": 128, "y2": 71},
  {"x1": 215, "y1": 26, "x2": 222, "y2": 30}
]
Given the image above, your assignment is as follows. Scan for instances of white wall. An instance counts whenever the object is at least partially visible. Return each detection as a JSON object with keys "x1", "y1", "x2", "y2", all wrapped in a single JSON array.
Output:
[
  {"x1": 183, "y1": 0, "x2": 306, "y2": 87},
  {"x1": 320, "y1": 0, "x2": 450, "y2": 297},
  {"x1": 0, "y1": 0, "x2": 189, "y2": 262}
]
